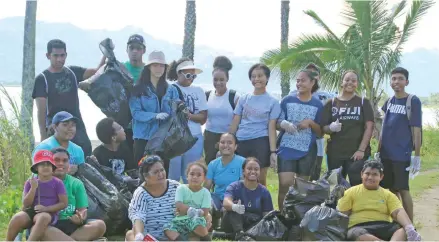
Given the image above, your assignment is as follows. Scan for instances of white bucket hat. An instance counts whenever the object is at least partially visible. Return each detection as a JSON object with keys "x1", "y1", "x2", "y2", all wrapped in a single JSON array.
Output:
[
  {"x1": 145, "y1": 50, "x2": 167, "y2": 66},
  {"x1": 176, "y1": 60, "x2": 203, "y2": 74}
]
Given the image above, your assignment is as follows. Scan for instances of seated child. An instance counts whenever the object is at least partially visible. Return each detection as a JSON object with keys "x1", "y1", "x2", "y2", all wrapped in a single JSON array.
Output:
[
  {"x1": 164, "y1": 162, "x2": 212, "y2": 241},
  {"x1": 6, "y1": 150, "x2": 67, "y2": 241},
  {"x1": 337, "y1": 160, "x2": 421, "y2": 241}
]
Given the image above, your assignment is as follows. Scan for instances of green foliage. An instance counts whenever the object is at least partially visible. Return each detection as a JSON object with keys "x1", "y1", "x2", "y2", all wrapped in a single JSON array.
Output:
[
  {"x1": 262, "y1": 0, "x2": 434, "y2": 106},
  {"x1": 0, "y1": 187, "x2": 23, "y2": 226},
  {"x1": 0, "y1": 86, "x2": 32, "y2": 190}
]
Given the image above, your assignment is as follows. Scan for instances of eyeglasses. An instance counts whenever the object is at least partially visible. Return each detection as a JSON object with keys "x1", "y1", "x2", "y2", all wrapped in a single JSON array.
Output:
[{"x1": 181, "y1": 72, "x2": 197, "y2": 80}]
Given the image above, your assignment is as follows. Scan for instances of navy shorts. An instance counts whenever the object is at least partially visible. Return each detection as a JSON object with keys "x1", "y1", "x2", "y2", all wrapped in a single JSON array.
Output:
[{"x1": 277, "y1": 143, "x2": 317, "y2": 176}]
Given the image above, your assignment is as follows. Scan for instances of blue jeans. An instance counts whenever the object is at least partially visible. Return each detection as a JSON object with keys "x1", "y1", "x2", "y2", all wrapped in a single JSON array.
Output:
[{"x1": 169, "y1": 134, "x2": 204, "y2": 183}]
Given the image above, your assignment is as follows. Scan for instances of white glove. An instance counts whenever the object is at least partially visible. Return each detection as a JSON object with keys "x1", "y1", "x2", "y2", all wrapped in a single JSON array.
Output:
[
  {"x1": 155, "y1": 113, "x2": 169, "y2": 120},
  {"x1": 329, "y1": 119, "x2": 342, "y2": 132},
  {"x1": 135, "y1": 232, "x2": 144, "y2": 241},
  {"x1": 374, "y1": 152, "x2": 381, "y2": 162},
  {"x1": 405, "y1": 224, "x2": 422, "y2": 241},
  {"x1": 280, "y1": 120, "x2": 297, "y2": 134},
  {"x1": 406, "y1": 156, "x2": 421, "y2": 179},
  {"x1": 187, "y1": 207, "x2": 204, "y2": 218},
  {"x1": 232, "y1": 200, "x2": 245, "y2": 215}
]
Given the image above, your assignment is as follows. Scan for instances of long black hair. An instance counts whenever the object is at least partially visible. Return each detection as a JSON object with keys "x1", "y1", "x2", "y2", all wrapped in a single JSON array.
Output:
[{"x1": 133, "y1": 65, "x2": 168, "y2": 99}]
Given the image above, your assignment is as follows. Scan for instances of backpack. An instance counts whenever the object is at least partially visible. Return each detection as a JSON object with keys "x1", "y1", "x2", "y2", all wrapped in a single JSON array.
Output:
[
  {"x1": 205, "y1": 89, "x2": 237, "y2": 109},
  {"x1": 40, "y1": 66, "x2": 78, "y2": 126},
  {"x1": 172, "y1": 83, "x2": 184, "y2": 101},
  {"x1": 381, "y1": 94, "x2": 422, "y2": 149}
]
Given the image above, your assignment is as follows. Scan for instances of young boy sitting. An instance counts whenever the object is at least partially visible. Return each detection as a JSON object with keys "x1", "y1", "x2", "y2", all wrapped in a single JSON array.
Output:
[
  {"x1": 337, "y1": 160, "x2": 421, "y2": 241},
  {"x1": 6, "y1": 150, "x2": 68, "y2": 241}
]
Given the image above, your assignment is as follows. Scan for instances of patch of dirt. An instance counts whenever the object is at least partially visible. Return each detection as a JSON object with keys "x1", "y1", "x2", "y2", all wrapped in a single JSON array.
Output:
[{"x1": 414, "y1": 186, "x2": 439, "y2": 240}]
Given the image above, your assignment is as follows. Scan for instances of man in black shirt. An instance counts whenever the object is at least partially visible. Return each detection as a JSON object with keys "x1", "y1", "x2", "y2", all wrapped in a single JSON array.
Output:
[
  {"x1": 93, "y1": 117, "x2": 135, "y2": 175},
  {"x1": 32, "y1": 39, "x2": 105, "y2": 156}
]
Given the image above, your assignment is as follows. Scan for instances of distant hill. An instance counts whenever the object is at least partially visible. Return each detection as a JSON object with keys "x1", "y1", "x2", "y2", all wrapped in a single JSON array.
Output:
[{"x1": 1, "y1": 16, "x2": 438, "y2": 97}]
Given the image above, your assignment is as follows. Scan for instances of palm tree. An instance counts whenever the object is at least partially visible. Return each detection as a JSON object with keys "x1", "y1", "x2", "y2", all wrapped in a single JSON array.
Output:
[
  {"x1": 20, "y1": 0, "x2": 38, "y2": 149},
  {"x1": 280, "y1": 0, "x2": 290, "y2": 97},
  {"x1": 262, "y1": 0, "x2": 434, "y2": 132},
  {"x1": 182, "y1": 0, "x2": 196, "y2": 60}
]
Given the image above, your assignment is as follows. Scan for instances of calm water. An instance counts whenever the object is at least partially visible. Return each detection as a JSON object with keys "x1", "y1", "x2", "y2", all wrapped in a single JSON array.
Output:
[{"x1": 1, "y1": 86, "x2": 437, "y2": 141}]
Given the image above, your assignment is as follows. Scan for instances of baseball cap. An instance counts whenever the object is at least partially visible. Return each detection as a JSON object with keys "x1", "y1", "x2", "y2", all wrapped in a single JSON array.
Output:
[
  {"x1": 31, "y1": 150, "x2": 56, "y2": 174},
  {"x1": 127, "y1": 34, "x2": 145, "y2": 47},
  {"x1": 305, "y1": 63, "x2": 320, "y2": 74},
  {"x1": 52, "y1": 111, "x2": 78, "y2": 125}
]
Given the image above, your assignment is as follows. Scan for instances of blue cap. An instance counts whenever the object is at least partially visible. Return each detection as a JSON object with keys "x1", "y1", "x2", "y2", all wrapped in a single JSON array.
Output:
[{"x1": 52, "y1": 111, "x2": 78, "y2": 125}]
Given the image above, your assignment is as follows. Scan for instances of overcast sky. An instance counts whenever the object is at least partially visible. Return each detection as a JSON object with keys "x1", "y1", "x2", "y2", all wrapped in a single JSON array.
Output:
[{"x1": 0, "y1": 0, "x2": 438, "y2": 57}]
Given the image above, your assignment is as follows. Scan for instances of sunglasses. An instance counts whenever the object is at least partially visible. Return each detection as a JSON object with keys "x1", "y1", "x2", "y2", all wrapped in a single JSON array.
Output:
[
  {"x1": 138, "y1": 155, "x2": 162, "y2": 166},
  {"x1": 181, "y1": 72, "x2": 197, "y2": 80}
]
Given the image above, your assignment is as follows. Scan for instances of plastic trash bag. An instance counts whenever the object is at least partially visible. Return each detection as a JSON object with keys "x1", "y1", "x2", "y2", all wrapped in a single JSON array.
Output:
[
  {"x1": 76, "y1": 163, "x2": 131, "y2": 235},
  {"x1": 144, "y1": 101, "x2": 198, "y2": 160},
  {"x1": 282, "y1": 177, "x2": 330, "y2": 221},
  {"x1": 322, "y1": 167, "x2": 351, "y2": 209},
  {"x1": 86, "y1": 38, "x2": 134, "y2": 128},
  {"x1": 245, "y1": 211, "x2": 288, "y2": 241},
  {"x1": 86, "y1": 157, "x2": 139, "y2": 194},
  {"x1": 300, "y1": 205, "x2": 349, "y2": 241}
]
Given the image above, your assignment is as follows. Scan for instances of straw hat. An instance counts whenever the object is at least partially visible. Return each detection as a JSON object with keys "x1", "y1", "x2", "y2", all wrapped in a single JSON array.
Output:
[{"x1": 145, "y1": 51, "x2": 167, "y2": 66}]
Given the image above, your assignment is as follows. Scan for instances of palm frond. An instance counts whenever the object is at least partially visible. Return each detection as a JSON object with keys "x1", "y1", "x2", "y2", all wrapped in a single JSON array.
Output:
[{"x1": 303, "y1": 10, "x2": 339, "y2": 40}]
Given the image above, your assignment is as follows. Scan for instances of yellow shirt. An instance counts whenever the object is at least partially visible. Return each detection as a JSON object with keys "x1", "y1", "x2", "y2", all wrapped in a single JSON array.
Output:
[{"x1": 337, "y1": 184, "x2": 402, "y2": 228}]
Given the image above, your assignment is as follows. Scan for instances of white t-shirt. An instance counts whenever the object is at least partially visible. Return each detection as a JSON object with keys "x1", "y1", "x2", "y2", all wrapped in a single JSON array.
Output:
[
  {"x1": 206, "y1": 89, "x2": 239, "y2": 133},
  {"x1": 175, "y1": 83, "x2": 208, "y2": 136}
]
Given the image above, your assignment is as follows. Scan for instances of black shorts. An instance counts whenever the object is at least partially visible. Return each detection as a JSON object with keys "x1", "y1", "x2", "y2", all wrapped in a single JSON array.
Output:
[
  {"x1": 236, "y1": 136, "x2": 270, "y2": 168},
  {"x1": 24, "y1": 207, "x2": 37, "y2": 223},
  {"x1": 380, "y1": 159, "x2": 410, "y2": 191},
  {"x1": 277, "y1": 143, "x2": 317, "y2": 176},
  {"x1": 53, "y1": 219, "x2": 82, "y2": 236},
  {"x1": 203, "y1": 130, "x2": 223, "y2": 164},
  {"x1": 347, "y1": 221, "x2": 401, "y2": 241},
  {"x1": 327, "y1": 157, "x2": 366, "y2": 186}
]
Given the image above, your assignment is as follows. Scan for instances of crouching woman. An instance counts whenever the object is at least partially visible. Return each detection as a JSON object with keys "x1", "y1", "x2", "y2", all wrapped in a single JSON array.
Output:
[{"x1": 221, "y1": 157, "x2": 274, "y2": 240}]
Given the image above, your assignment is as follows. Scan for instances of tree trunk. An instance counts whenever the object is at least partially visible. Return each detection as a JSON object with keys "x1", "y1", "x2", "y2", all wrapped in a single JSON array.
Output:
[
  {"x1": 280, "y1": 0, "x2": 290, "y2": 97},
  {"x1": 20, "y1": 0, "x2": 37, "y2": 150},
  {"x1": 182, "y1": 0, "x2": 196, "y2": 60}
]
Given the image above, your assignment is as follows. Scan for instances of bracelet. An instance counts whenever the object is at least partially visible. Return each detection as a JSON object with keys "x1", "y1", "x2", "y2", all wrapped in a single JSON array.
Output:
[
  {"x1": 357, "y1": 150, "x2": 365, "y2": 152},
  {"x1": 270, "y1": 151, "x2": 276, "y2": 154}
]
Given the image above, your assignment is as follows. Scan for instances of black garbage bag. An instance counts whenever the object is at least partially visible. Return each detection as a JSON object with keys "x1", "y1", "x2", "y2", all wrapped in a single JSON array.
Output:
[
  {"x1": 245, "y1": 211, "x2": 288, "y2": 241},
  {"x1": 322, "y1": 167, "x2": 351, "y2": 209},
  {"x1": 144, "y1": 101, "x2": 198, "y2": 160},
  {"x1": 86, "y1": 156, "x2": 139, "y2": 194},
  {"x1": 86, "y1": 38, "x2": 134, "y2": 128},
  {"x1": 86, "y1": 190, "x2": 106, "y2": 220},
  {"x1": 76, "y1": 163, "x2": 131, "y2": 235},
  {"x1": 282, "y1": 177, "x2": 330, "y2": 221},
  {"x1": 300, "y1": 205, "x2": 349, "y2": 241}
]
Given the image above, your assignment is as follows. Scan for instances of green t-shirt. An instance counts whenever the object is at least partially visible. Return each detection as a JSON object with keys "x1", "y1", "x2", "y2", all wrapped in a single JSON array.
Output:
[
  {"x1": 124, "y1": 61, "x2": 144, "y2": 84},
  {"x1": 59, "y1": 174, "x2": 88, "y2": 220},
  {"x1": 174, "y1": 185, "x2": 211, "y2": 220}
]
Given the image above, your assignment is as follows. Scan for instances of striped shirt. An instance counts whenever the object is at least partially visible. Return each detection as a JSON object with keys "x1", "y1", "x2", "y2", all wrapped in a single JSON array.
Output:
[{"x1": 128, "y1": 180, "x2": 180, "y2": 240}]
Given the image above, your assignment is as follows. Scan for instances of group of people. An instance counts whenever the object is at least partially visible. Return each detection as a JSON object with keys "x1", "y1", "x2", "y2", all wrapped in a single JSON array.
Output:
[{"x1": 5, "y1": 33, "x2": 423, "y2": 241}]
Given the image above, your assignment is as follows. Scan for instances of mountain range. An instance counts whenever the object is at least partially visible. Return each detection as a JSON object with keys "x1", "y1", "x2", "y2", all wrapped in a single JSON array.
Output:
[{"x1": 1, "y1": 16, "x2": 438, "y2": 97}]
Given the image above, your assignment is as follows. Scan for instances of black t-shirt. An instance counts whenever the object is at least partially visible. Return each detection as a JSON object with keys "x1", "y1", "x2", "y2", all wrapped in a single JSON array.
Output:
[
  {"x1": 32, "y1": 66, "x2": 86, "y2": 126},
  {"x1": 92, "y1": 143, "x2": 136, "y2": 175},
  {"x1": 321, "y1": 95, "x2": 374, "y2": 160}
]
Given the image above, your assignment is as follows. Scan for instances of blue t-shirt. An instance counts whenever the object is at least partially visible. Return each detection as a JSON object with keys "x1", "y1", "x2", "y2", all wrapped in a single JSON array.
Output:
[
  {"x1": 206, "y1": 155, "x2": 245, "y2": 200},
  {"x1": 381, "y1": 96, "x2": 422, "y2": 162},
  {"x1": 33, "y1": 136, "x2": 85, "y2": 165},
  {"x1": 234, "y1": 92, "x2": 281, "y2": 141},
  {"x1": 224, "y1": 181, "x2": 274, "y2": 215},
  {"x1": 277, "y1": 95, "x2": 323, "y2": 160}
]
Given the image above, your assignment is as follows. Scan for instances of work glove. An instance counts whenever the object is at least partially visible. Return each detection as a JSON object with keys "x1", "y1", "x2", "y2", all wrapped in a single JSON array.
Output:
[
  {"x1": 232, "y1": 200, "x2": 245, "y2": 215},
  {"x1": 155, "y1": 113, "x2": 169, "y2": 120},
  {"x1": 405, "y1": 224, "x2": 421, "y2": 241},
  {"x1": 329, "y1": 119, "x2": 342, "y2": 132},
  {"x1": 187, "y1": 207, "x2": 204, "y2": 218},
  {"x1": 280, "y1": 120, "x2": 297, "y2": 134},
  {"x1": 406, "y1": 156, "x2": 421, "y2": 179}
]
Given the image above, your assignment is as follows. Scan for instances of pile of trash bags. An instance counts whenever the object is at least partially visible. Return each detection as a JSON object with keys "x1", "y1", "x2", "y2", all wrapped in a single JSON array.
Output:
[
  {"x1": 240, "y1": 167, "x2": 350, "y2": 241},
  {"x1": 144, "y1": 101, "x2": 198, "y2": 160},
  {"x1": 85, "y1": 38, "x2": 134, "y2": 128},
  {"x1": 76, "y1": 158, "x2": 139, "y2": 236}
]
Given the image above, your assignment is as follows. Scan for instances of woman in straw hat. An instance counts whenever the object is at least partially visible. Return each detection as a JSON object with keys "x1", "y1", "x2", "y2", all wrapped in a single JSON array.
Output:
[{"x1": 129, "y1": 51, "x2": 180, "y2": 170}]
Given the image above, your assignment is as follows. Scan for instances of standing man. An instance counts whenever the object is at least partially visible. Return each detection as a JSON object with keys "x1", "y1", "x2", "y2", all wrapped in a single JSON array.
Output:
[
  {"x1": 123, "y1": 34, "x2": 146, "y2": 154},
  {"x1": 378, "y1": 67, "x2": 422, "y2": 222},
  {"x1": 289, "y1": 63, "x2": 331, "y2": 180},
  {"x1": 32, "y1": 39, "x2": 105, "y2": 157}
]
